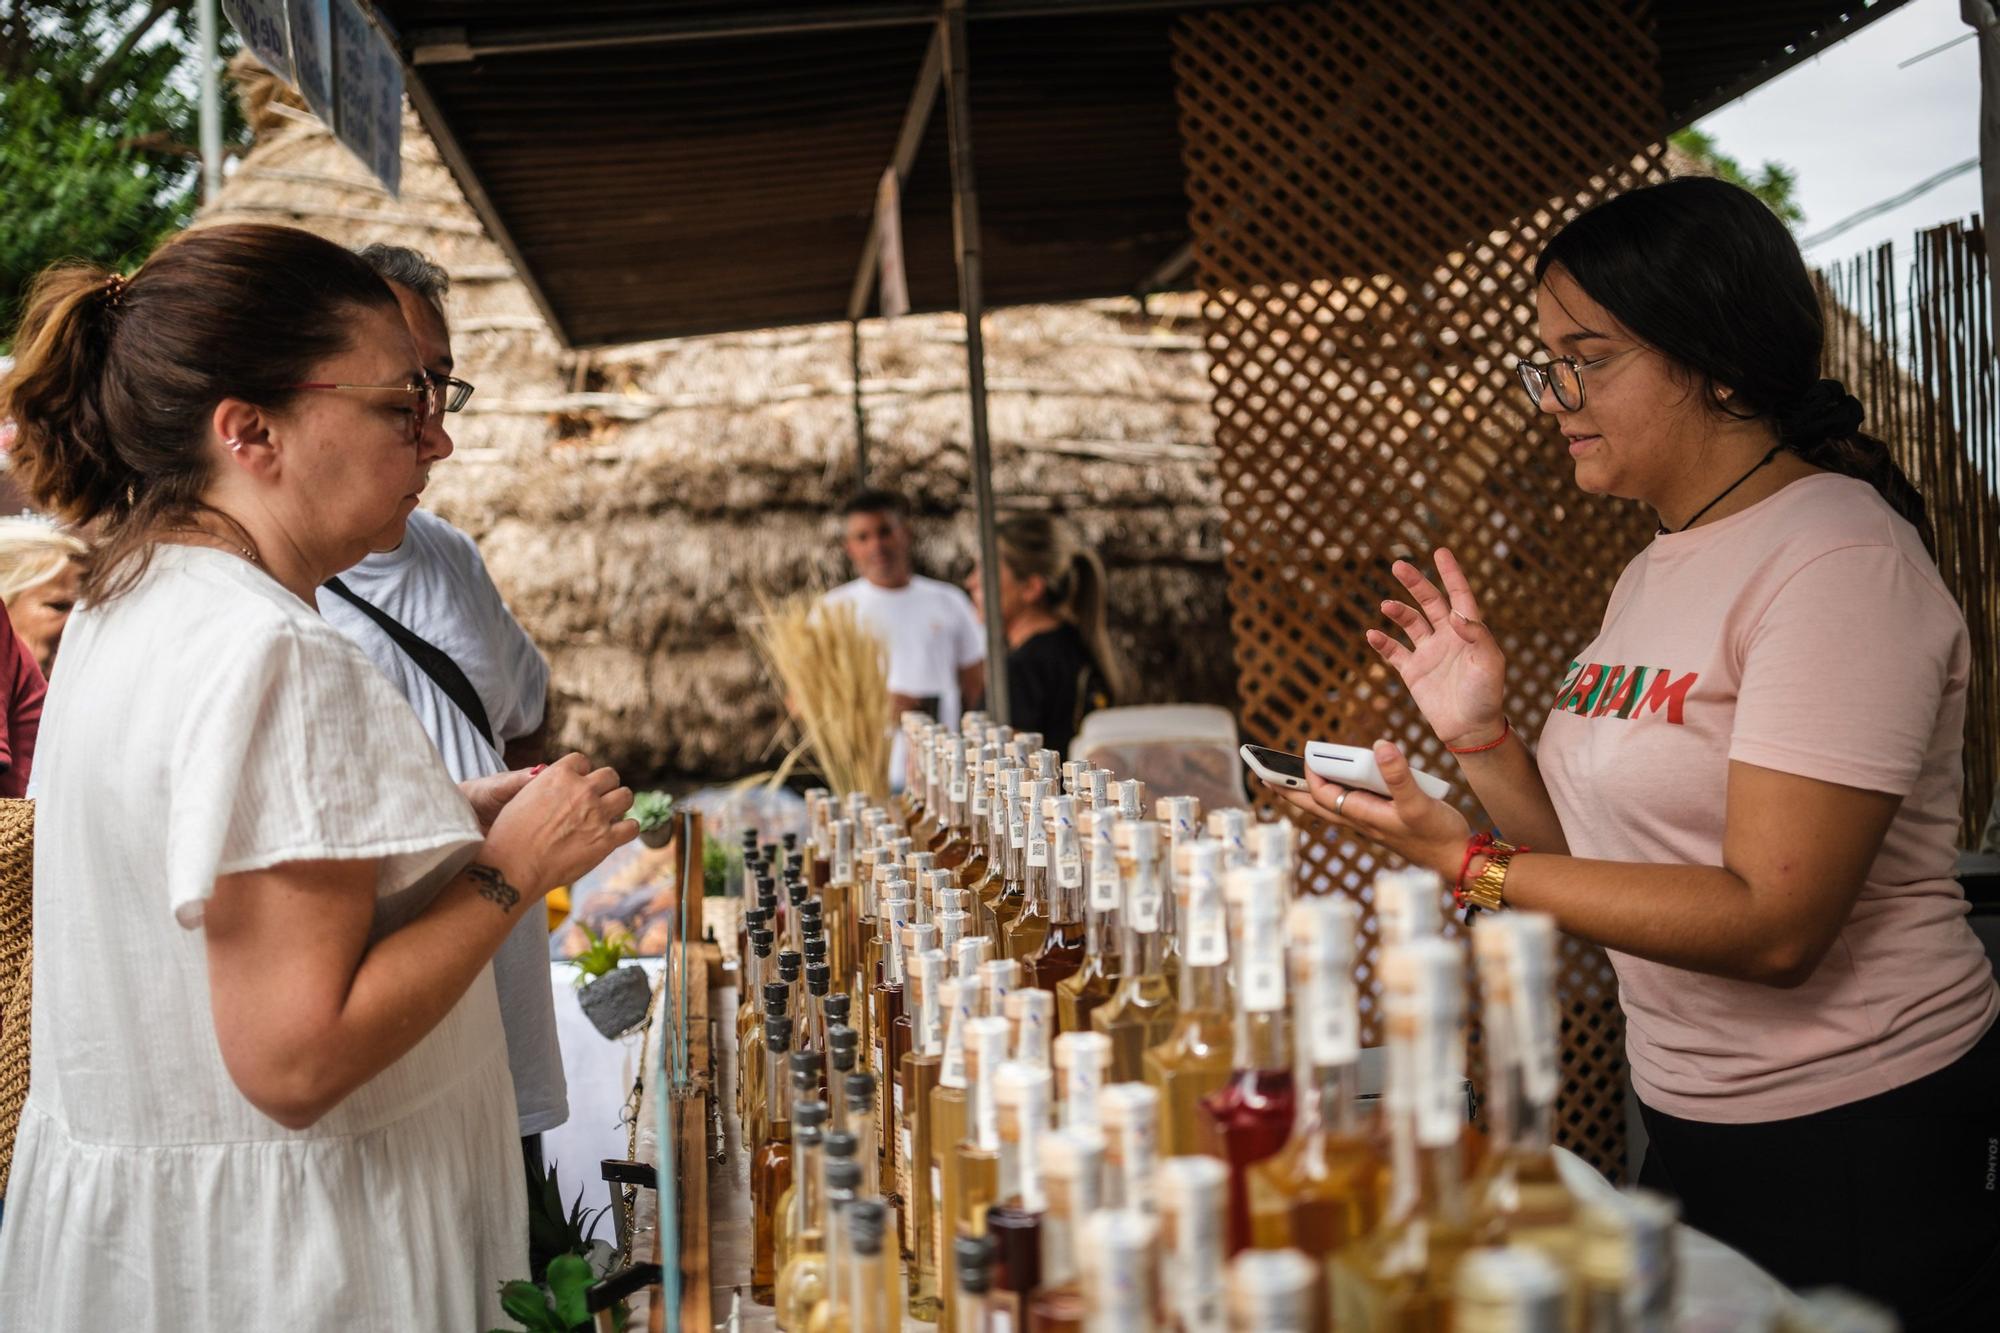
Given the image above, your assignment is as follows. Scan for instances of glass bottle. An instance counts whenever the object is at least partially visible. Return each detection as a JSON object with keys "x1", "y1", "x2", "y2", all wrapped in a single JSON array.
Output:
[
  {"x1": 741, "y1": 927, "x2": 775, "y2": 1122},
  {"x1": 912, "y1": 725, "x2": 944, "y2": 846},
  {"x1": 958, "y1": 743, "x2": 996, "y2": 896},
  {"x1": 1251, "y1": 821, "x2": 1293, "y2": 895},
  {"x1": 1159, "y1": 1155, "x2": 1230, "y2": 1333},
  {"x1": 748, "y1": 978, "x2": 788, "y2": 1166},
  {"x1": 931, "y1": 972, "x2": 975, "y2": 1333},
  {"x1": 1006, "y1": 987, "x2": 1055, "y2": 1071},
  {"x1": 955, "y1": 1233, "x2": 996, "y2": 1333},
  {"x1": 1248, "y1": 894, "x2": 1383, "y2": 1271},
  {"x1": 1025, "y1": 794, "x2": 1087, "y2": 993},
  {"x1": 1374, "y1": 866, "x2": 1443, "y2": 948},
  {"x1": 1080, "y1": 1208, "x2": 1160, "y2": 1333},
  {"x1": 971, "y1": 756, "x2": 1011, "y2": 938},
  {"x1": 990, "y1": 768, "x2": 1031, "y2": 947},
  {"x1": 986, "y1": 1061, "x2": 1052, "y2": 1331},
  {"x1": 1207, "y1": 809, "x2": 1251, "y2": 869},
  {"x1": 804, "y1": 962, "x2": 833, "y2": 1062},
  {"x1": 1452, "y1": 1247, "x2": 1566, "y2": 1333},
  {"x1": 1098, "y1": 1082, "x2": 1160, "y2": 1216},
  {"x1": 1058, "y1": 774, "x2": 1123, "y2": 1034},
  {"x1": 891, "y1": 920, "x2": 938, "y2": 1230},
  {"x1": 804, "y1": 1149, "x2": 862, "y2": 1333},
  {"x1": 824, "y1": 818, "x2": 856, "y2": 995},
  {"x1": 1145, "y1": 838, "x2": 1233, "y2": 1157},
  {"x1": 1200, "y1": 864, "x2": 1294, "y2": 1256},
  {"x1": 845, "y1": 1071, "x2": 880, "y2": 1199},
  {"x1": 1053, "y1": 1031, "x2": 1112, "y2": 1133},
  {"x1": 1005, "y1": 779, "x2": 1056, "y2": 963},
  {"x1": 1575, "y1": 1192, "x2": 1678, "y2": 1333},
  {"x1": 753, "y1": 1016, "x2": 796, "y2": 1305},
  {"x1": 1330, "y1": 937, "x2": 1475, "y2": 1329},
  {"x1": 778, "y1": 1097, "x2": 830, "y2": 1276},
  {"x1": 777, "y1": 948, "x2": 804, "y2": 1037},
  {"x1": 946, "y1": 1015, "x2": 1011, "y2": 1333},
  {"x1": 826, "y1": 1021, "x2": 857, "y2": 1133},
  {"x1": 1094, "y1": 820, "x2": 1177, "y2": 1082},
  {"x1": 776, "y1": 1113, "x2": 827, "y2": 1329},
  {"x1": 1470, "y1": 913, "x2": 1579, "y2": 1274},
  {"x1": 903, "y1": 946, "x2": 949, "y2": 1320},
  {"x1": 842, "y1": 1198, "x2": 899, "y2": 1333},
  {"x1": 938, "y1": 736, "x2": 976, "y2": 868},
  {"x1": 1156, "y1": 794, "x2": 1203, "y2": 969},
  {"x1": 1224, "y1": 1249, "x2": 1317, "y2": 1333},
  {"x1": 872, "y1": 894, "x2": 913, "y2": 1097},
  {"x1": 1027, "y1": 1126, "x2": 1102, "y2": 1331}
]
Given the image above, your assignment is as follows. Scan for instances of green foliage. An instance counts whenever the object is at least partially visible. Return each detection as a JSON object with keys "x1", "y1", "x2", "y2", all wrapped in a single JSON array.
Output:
[
  {"x1": 703, "y1": 834, "x2": 741, "y2": 897},
  {"x1": 1, "y1": 3, "x2": 251, "y2": 342},
  {"x1": 1670, "y1": 128, "x2": 1804, "y2": 228},
  {"x1": 568, "y1": 926, "x2": 636, "y2": 987},
  {"x1": 626, "y1": 790, "x2": 674, "y2": 833},
  {"x1": 495, "y1": 1159, "x2": 625, "y2": 1333},
  {"x1": 525, "y1": 1156, "x2": 609, "y2": 1282}
]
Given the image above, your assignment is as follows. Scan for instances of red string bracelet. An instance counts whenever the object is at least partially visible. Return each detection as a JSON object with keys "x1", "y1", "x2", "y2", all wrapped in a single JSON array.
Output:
[
  {"x1": 1447, "y1": 717, "x2": 1511, "y2": 755},
  {"x1": 1455, "y1": 832, "x2": 1496, "y2": 904}
]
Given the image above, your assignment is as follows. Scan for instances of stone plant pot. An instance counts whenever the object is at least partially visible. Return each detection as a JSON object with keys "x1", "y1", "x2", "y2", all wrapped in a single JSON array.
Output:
[
  {"x1": 579, "y1": 964, "x2": 652, "y2": 1039},
  {"x1": 638, "y1": 823, "x2": 675, "y2": 850}
]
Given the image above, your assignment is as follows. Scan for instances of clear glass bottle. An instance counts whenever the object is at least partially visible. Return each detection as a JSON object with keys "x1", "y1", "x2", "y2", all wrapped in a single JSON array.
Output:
[
  {"x1": 1005, "y1": 779, "x2": 1057, "y2": 963},
  {"x1": 826, "y1": 1022, "x2": 858, "y2": 1134},
  {"x1": 1159, "y1": 1156, "x2": 1230, "y2": 1333},
  {"x1": 1058, "y1": 775, "x2": 1123, "y2": 1034},
  {"x1": 1080, "y1": 1208, "x2": 1160, "y2": 1333},
  {"x1": 1470, "y1": 914, "x2": 1579, "y2": 1271},
  {"x1": 803, "y1": 1149, "x2": 861, "y2": 1333},
  {"x1": 1053, "y1": 1031, "x2": 1112, "y2": 1133},
  {"x1": 1026, "y1": 794, "x2": 1087, "y2": 993},
  {"x1": 1575, "y1": 1192, "x2": 1678, "y2": 1333},
  {"x1": 753, "y1": 1016, "x2": 796, "y2": 1305},
  {"x1": 1094, "y1": 820, "x2": 1178, "y2": 1081},
  {"x1": 1155, "y1": 794, "x2": 1203, "y2": 970},
  {"x1": 1145, "y1": 838, "x2": 1233, "y2": 1157},
  {"x1": 1006, "y1": 987, "x2": 1055, "y2": 1072},
  {"x1": 1027, "y1": 1125, "x2": 1103, "y2": 1330},
  {"x1": 903, "y1": 947, "x2": 949, "y2": 1319},
  {"x1": 1201, "y1": 864, "x2": 1295, "y2": 1256},
  {"x1": 938, "y1": 736, "x2": 977, "y2": 868},
  {"x1": 970, "y1": 755, "x2": 1010, "y2": 937},
  {"x1": 839, "y1": 1198, "x2": 898, "y2": 1333},
  {"x1": 1451, "y1": 1247, "x2": 1566, "y2": 1333},
  {"x1": 1098, "y1": 1082, "x2": 1161, "y2": 1216},
  {"x1": 990, "y1": 768, "x2": 1031, "y2": 947},
  {"x1": 932, "y1": 972, "x2": 975, "y2": 1333},
  {"x1": 955, "y1": 1233, "x2": 996, "y2": 1333},
  {"x1": 778, "y1": 1097, "x2": 830, "y2": 1277},
  {"x1": 1224, "y1": 1249, "x2": 1317, "y2": 1333},
  {"x1": 1374, "y1": 866, "x2": 1443, "y2": 947},
  {"x1": 776, "y1": 1113, "x2": 828, "y2": 1329},
  {"x1": 1206, "y1": 809, "x2": 1251, "y2": 868},
  {"x1": 1330, "y1": 938, "x2": 1475, "y2": 1329},
  {"x1": 1248, "y1": 894, "x2": 1383, "y2": 1269},
  {"x1": 946, "y1": 1016, "x2": 1011, "y2": 1332}
]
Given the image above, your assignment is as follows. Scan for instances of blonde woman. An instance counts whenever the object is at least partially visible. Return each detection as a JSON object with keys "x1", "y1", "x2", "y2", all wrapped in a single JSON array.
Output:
[
  {"x1": 968, "y1": 513, "x2": 1131, "y2": 756},
  {"x1": 0, "y1": 516, "x2": 86, "y2": 674}
]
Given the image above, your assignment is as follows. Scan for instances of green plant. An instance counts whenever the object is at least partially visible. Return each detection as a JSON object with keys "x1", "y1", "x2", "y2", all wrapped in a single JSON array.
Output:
[
  {"x1": 492, "y1": 1253, "x2": 624, "y2": 1333},
  {"x1": 626, "y1": 790, "x2": 674, "y2": 834},
  {"x1": 525, "y1": 1157, "x2": 610, "y2": 1281},
  {"x1": 704, "y1": 836, "x2": 741, "y2": 897},
  {"x1": 495, "y1": 1158, "x2": 625, "y2": 1333},
  {"x1": 568, "y1": 926, "x2": 636, "y2": 988}
]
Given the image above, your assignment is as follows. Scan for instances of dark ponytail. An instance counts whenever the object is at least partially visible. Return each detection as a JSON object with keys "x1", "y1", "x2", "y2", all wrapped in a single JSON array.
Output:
[
  {"x1": 1, "y1": 224, "x2": 398, "y2": 601},
  {"x1": 995, "y1": 513, "x2": 1132, "y2": 705},
  {"x1": 1536, "y1": 177, "x2": 1931, "y2": 550}
]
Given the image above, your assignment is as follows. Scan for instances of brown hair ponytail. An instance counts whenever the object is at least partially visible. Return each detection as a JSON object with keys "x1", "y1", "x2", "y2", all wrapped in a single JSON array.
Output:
[
  {"x1": 1776, "y1": 378, "x2": 1931, "y2": 546},
  {"x1": 1, "y1": 224, "x2": 398, "y2": 602},
  {"x1": 995, "y1": 514, "x2": 1132, "y2": 704}
]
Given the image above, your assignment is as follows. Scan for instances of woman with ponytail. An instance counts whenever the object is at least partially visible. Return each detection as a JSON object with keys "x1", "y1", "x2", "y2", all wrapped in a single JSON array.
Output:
[
  {"x1": 970, "y1": 513, "x2": 1131, "y2": 757},
  {"x1": 1265, "y1": 178, "x2": 1999, "y2": 1323},
  {"x1": 0, "y1": 225, "x2": 636, "y2": 1327}
]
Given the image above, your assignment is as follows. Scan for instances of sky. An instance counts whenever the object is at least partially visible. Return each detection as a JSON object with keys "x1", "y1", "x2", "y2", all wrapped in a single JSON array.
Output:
[{"x1": 1696, "y1": 0, "x2": 1983, "y2": 270}]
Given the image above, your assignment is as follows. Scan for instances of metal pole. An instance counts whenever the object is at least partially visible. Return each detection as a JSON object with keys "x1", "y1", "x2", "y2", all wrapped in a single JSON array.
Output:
[
  {"x1": 851, "y1": 319, "x2": 869, "y2": 486},
  {"x1": 197, "y1": 0, "x2": 223, "y2": 204},
  {"x1": 939, "y1": 0, "x2": 1009, "y2": 725}
]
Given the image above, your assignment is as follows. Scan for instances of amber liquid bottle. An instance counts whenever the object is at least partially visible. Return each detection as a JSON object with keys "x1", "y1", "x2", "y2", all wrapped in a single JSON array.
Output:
[
  {"x1": 908, "y1": 725, "x2": 941, "y2": 845},
  {"x1": 752, "y1": 1016, "x2": 796, "y2": 1305},
  {"x1": 1469, "y1": 914, "x2": 1578, "y2": 1269},
  {"x1": 1004, "y1": 778, "x2": 1056, "y2": 963},
  {"x1": 775, "y1": 1115, "x2": 826, "y2": 1330},
  {"x1": 1331, "y1": 937, "x2": 1476, "y2": 1330},
  {"x1": 989, "y1": 769, "x2": 1030, "y2": 947},
  {"x1": 936, "y1": 737, "x2": 975, "y2": 866},
  {"x1": 902, "y1": 948, "x2": 949, "y2": 1320},
  {"x1": 956, "y1": 743, "x2": 996, "y2": 897},
  {"x1": 1005, "y1": 986, "x2": 1055, "y2": 1072},
  {"x1": 1225, "y1": 1249, "x2": 1319, "y2": 1333},
  {"x1": 1057, "y1": 787, "x2": 1122, "y2": 1034},
  {"x1": 1159, "y1": 1155, "x2": 1230, "y2": 1333},
  {"x1": 1248, "y1": 894, "x2": 1383, "y2": 1282},
  {"x1": 1025, "y1": 794, "x2": 1086, "y2": 994},
  {"x1": 943, "y1": 1015, "x2": 1010, "y2": 1333},
  {"x1": 970, "y1": 756, "x2": 1010, "y2": 939},
  {"x1": 1145, "y1": 838, "x2": 1233, "y2": 1157},
  {"x1": 1098, "y1": 1082, "x2": 1160, "y2": 1216},
  {"x1": 1026, "y1": 1125, "x2": 1103, "y2": 1332},
  {"x1": 803, "y1": 1149, "x2": 861, "y2": 1333},
  {"x1": 1155, "y1": 794, "x2": 1202, "y2": 974},
  {"x1": 1094, "y1": 820, "x2": 1178, "y2": 1082}
]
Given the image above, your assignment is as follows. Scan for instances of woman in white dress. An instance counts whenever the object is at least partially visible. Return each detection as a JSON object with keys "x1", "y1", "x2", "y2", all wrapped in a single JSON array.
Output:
[{"x1": 0, "y1": 223, "x2": 639, "y2": 1326}]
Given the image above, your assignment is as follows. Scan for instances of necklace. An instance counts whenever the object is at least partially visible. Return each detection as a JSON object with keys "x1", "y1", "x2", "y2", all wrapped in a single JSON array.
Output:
[{"x1": 1660, "y1": 445, "x2": 1782, "y2": 535}]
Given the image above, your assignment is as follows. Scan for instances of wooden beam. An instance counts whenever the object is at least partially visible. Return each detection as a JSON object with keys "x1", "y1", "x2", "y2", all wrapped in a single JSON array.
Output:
[{"x1": 847, "y1": 27, "x2": 944, "y2": 323}]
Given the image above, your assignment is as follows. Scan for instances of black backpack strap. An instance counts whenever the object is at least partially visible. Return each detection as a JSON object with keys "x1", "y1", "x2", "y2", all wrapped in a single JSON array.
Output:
[{"x1": 322, "y1": 576, "x2": 498, "y2": 749}]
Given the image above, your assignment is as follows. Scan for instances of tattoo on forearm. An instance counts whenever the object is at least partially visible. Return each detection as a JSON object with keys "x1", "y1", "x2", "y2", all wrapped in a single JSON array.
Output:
[{"x1": 469, "y1": 864, "x2": 521, "y2": 913}]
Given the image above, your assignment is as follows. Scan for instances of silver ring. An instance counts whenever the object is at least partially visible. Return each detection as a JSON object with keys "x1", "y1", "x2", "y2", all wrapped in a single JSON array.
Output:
[{"x1": 1333, "y1": 790, "x2": 1351, "y2": 817}]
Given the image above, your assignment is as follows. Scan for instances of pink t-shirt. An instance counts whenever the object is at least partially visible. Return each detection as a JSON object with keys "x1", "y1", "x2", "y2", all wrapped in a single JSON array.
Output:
[{"x1": 1538, "y1": 473, "x2": 1997, "y2": 1123}]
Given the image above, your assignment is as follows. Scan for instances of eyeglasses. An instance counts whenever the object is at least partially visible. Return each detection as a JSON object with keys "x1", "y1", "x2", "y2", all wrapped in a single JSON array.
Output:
[
  {"x1": 285, "y1": 372, "x2": 475, "y2": 442},
  {"x1": 1513, "y1": 348, "x2": 1634, "y2": 412}
]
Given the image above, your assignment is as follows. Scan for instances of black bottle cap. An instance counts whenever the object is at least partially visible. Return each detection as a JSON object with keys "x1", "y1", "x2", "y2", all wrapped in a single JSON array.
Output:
[
  {"x1": 749, "y1": 929, "x2": 774, "y2": 956},
  {"x1": 794, "y1": 1122, "x2": 823, "y2": 1151},
  {"x1": 762, "y1": 981, "x2": 789, "y2": 1012},
  {"x1": 954, "y1": 1234, "x2": 994, "y2": 1295},
  {"x1": 802, "y1": 936, "x2": 827, "y2": 964},
  {"x1": 843, "y1": 1071, "x2": 875, "y2": 1112},
  {"x1": 764, "y1": 1016, "x2": 792, "y2": 1051},
  {"x1": 806, "y1": 963, "x2": 831, "y2": 995},
  {"x1": 788, "y1": 880, "x2": 808, "y2": 906},
  {"x1": 822, "y1": 1129, "x2": 859, "y2": 1161},
  {"x1": 777, "y1": 950, "x2": 801, "y2": 981},
  {"x1": 790, "y1": 1050, "x2": 824, "y2": 1085},
  {"x1": 783, "y1": 832, "x2": 799, "y2": 851},
  {"x1": 824, "y1": 994, "x2": 852, "y2": 1026},
  {"x1": 745, "y1": 907, "x2": 769, "y2": 932},
  {"x1": 794, "y1": 1099, "x2": 829, "y2": 1130},
  {"x1": 828, "y1": 1028, "x2": 857, "y2": 1070},
  {"x1": 848, "y1": 1200, "x2": 886, "y2": 1256},
  {"x1": 825, "y1": 1156, "x2": 862, "y2": 1192}
]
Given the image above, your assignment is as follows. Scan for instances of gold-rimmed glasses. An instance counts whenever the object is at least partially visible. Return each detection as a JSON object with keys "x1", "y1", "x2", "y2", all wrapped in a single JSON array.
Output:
[{"x1": 1513, "y1": 348, "x2": 1637, "y2": 412}]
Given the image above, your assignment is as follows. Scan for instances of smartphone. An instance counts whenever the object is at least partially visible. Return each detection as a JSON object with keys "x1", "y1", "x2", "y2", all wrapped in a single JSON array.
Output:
[{"x1": 1240, "y1": 743, "x2": 1309, "y2": 791}]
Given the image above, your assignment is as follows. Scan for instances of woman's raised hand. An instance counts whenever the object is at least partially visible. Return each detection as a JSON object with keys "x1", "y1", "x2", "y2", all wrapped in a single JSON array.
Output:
[
  {"x1": 484, "y1": 752, "x2": 638, "y2": 899},
  {"x1": 1368, "y1": 548, "x2": 1508, "y2": 750}
]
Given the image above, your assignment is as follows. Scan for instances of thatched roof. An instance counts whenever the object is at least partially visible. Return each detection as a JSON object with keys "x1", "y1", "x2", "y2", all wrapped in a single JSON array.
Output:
[{"x1": 203, "y1": 60, "x2": 1233, "y2": 781}]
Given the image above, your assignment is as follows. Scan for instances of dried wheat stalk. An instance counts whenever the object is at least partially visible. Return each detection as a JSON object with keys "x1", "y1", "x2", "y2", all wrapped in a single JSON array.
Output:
[{"x1": 745, "y1": 591, "x2": 892, "y2": 800}]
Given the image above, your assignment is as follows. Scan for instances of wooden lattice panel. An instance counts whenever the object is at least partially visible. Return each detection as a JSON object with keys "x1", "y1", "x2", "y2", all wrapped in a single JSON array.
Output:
[{"x1": 1173, "y1": 0, "x2": 1669, "y2": 1178}]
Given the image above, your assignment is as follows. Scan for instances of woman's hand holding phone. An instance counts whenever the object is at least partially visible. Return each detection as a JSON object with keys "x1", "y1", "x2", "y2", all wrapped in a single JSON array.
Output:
[
  {"x1": 1262, "y1": 740, "x2": 1471, "y2": 881},
  {"x1": 1369, "y1": 548, "x2": 1509, "y2": 751}
]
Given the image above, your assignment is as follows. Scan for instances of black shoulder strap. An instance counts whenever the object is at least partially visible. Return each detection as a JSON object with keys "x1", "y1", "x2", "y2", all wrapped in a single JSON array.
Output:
[{"x1": 323, "y1": 576, "x2": 498, "y2": 749}]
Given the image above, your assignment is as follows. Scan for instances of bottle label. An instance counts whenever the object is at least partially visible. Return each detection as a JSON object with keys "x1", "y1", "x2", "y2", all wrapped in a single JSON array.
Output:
[
  {"x1": 1089, "y1": 835, "x2": 1121, "y2": 912},
  {"x1": 1028, "y1": 822, "x2": 1050, "y2": 868},
  {"x1": 1299, "y1": 900, "x2": 1360, "y2": 1064},
  {"x1": 897, "y1": 1123, "x2": 913, "y2": 1207},
  {"x1": 1239, "y1": 895, "x2": 1285, "y2": 1012},
  {"x1": 1128, "y1": 869, "x2": 1164, "y2": 933},
  {"x1": 1415, "y1": 1005, "x2": 1466, "y2": 1147},
  {"x1": 1011, "y1": 810, "x2": 1027, "y2": 850},
  {"x1": 1057, "y1": 823, "x2": 1083, "y2": 889},
  {"x1": 972, "y1": 781, "x2": 988, "y2": 818},
  {"x1": 1184, "y1": 866, "x2": 1228, "y2": 967}
]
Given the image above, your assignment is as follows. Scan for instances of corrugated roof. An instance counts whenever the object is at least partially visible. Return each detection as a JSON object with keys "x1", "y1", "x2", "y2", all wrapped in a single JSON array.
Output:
[{"x1": 369, "y1": 0, "x2": 1912, "y2": 346}]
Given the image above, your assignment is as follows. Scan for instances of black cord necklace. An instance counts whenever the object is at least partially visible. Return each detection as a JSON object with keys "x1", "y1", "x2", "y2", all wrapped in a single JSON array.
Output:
[{"x1": 1659, "y1": 445, "x2": 1783, "y2": 535}]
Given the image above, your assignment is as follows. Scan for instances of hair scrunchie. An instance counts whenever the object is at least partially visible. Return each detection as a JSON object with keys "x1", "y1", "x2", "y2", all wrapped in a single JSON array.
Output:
[{"x1": 1778, "y1": 377, "x2": 1864, "y2": 445}]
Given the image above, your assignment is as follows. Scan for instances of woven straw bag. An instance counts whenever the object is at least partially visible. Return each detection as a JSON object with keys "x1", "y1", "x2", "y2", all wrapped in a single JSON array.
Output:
[{"x1": 0, "y1": 798, "x2": 33, "y2": 1194}]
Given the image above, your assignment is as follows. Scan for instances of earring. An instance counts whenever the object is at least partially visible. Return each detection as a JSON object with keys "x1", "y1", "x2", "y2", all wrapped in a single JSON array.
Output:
[{"x1": 225, "y1": 437, "x2": 245, "y2": 453}]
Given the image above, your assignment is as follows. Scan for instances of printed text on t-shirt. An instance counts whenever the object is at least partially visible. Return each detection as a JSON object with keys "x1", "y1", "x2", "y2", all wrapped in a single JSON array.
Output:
[{"x1": 1550, "y1": 661, "x2": 1699, "y2": 724}]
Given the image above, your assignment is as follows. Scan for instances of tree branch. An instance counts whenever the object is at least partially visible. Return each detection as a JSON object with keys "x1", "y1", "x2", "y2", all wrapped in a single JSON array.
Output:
[{"x1": 81, "y1": 0, "x2": 187, "y2": 105}]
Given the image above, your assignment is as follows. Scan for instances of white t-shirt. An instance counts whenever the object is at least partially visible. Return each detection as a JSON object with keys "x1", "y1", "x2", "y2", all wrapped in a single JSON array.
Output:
[
  {"x1": 318, "y1": 510, "x2": 566, "y2": 1136},
  {"x1": 823, "y1": 575, "x2": 986, "y2": 782},
  {"x1": 0, "y1": 545, "x2": 522, "y2": 1327}
]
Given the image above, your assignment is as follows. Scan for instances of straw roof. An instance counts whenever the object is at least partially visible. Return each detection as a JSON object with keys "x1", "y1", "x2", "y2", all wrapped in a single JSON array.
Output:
[{"x1": 203, "y1": 60, "x2": 1232, "y2": 780}]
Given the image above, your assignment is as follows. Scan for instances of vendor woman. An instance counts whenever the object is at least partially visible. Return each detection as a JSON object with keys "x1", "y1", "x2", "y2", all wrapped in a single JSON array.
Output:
[{"x1": 1271, "y1": 177, "x2": 1999, "y2": 1325}]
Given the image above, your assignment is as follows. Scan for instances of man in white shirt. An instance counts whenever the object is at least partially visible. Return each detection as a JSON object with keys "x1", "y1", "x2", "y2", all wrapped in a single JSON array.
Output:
[
  {"x1": 822, "y1": 490, "x2": 986, "y2": 784},
  {"x1": 318, "y1": 245, "x2": 567, "y2": 1183}
]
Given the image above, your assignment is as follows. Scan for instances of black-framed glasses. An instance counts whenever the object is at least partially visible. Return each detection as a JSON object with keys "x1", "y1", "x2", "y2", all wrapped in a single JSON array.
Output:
[
  {"x1": 426, "y1": 372, "x2": 475, "y2": 413},
  {"x1": 286, "y1": 372, "x2": 474, "y2": 441},
  {"x1": 1513, "y1": 348, "x2": 1634, "y2": 412}
]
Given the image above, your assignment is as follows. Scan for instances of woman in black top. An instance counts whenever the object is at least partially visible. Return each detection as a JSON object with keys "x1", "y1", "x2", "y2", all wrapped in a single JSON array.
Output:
[{"x1": 968, "y1": 514, "x2": 1130, "y2": 757}]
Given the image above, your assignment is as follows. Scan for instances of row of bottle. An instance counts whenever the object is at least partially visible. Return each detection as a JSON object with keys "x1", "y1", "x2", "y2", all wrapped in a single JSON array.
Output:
[{"x1": 732, "y1": 711, "x2": 1678, "y2": 1330}]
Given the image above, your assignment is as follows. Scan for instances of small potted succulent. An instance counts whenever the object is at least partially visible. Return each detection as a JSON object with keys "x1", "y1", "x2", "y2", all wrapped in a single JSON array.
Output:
[
  {"x1": 571, "y1": 927, "x2": 651, "y2": 1039},
  {"x1": 627, "y1": 790, "x2": 676, "y2": 849}
]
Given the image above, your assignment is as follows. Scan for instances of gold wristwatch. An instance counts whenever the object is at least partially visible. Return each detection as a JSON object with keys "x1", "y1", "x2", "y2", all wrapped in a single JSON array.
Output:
[{"x1": 1461, "y1": 836, "x2": 1524, "y2": 913}]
